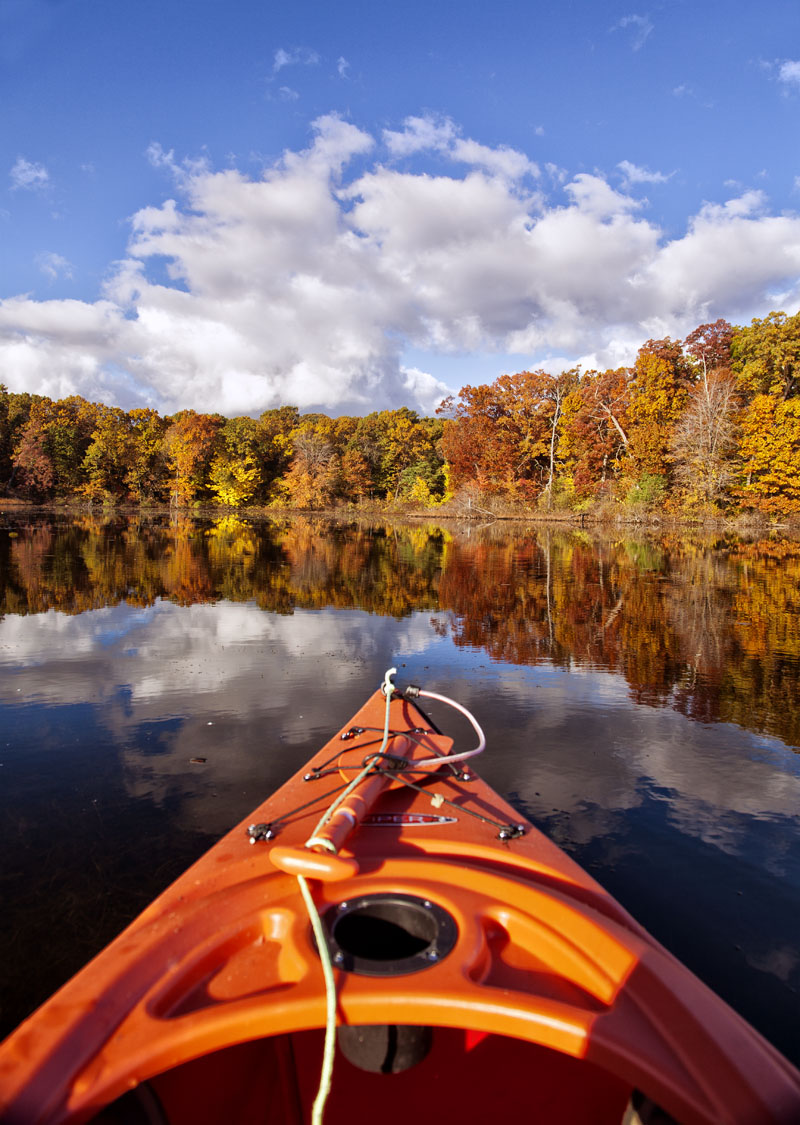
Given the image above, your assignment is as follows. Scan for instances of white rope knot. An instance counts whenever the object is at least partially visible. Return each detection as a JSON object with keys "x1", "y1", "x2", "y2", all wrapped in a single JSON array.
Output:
[{"x1": 304, "y1": 836, "x2": 339, "y2": 854}]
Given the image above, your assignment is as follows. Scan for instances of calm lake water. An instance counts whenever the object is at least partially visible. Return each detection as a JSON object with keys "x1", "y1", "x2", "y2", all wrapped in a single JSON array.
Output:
[{"x1": 1, "y1": 512, "x2": 799, "y2": 1066}]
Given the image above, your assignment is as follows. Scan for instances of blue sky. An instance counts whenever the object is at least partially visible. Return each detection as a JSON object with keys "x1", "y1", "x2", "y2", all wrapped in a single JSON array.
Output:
[{"x1": 2, "y1": 0, "x2": 800, "y2": 417}]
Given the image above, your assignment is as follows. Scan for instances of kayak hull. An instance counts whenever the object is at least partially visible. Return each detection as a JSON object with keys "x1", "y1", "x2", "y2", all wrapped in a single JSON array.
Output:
[{"x1": 2, "y1": 685, "x2": 799, "y2": 1125}]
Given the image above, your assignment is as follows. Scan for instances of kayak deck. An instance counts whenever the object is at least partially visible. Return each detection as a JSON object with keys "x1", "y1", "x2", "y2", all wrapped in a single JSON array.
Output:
[{"x1": 2, "y1": 679, "x2": 800, "y2": 1125}]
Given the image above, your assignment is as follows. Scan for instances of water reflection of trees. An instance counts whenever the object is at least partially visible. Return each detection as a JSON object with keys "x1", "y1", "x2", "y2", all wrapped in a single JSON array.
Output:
[{"x1": 2, "y1": 515, "x2": 799, "y2": 746}]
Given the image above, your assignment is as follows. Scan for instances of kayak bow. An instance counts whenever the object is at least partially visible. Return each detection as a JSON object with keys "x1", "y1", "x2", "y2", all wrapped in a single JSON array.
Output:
[{"x1": 1, "y1": 670, "x2": 799, "y2": 1125}]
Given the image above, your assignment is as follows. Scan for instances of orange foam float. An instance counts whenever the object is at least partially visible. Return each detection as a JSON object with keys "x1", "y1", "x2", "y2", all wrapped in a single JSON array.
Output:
[{"x1": 1, "y1": 673, "x2": 799, "y2": 1124}]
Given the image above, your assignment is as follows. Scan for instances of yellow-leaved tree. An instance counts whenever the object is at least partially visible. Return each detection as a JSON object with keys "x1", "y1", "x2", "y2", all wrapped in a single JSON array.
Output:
[
  {"x1": 738, "y1": 394, "x2": 800, "y2": 514},
  {"x1": 208, "y1": 452, "x2": 260, "y2": 507},
  {"x1": 627, "y1": 338, "x2": 692, "y2": 479}
]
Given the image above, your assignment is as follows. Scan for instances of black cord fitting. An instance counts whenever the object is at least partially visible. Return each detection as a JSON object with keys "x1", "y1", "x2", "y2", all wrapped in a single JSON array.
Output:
[
  {"x1": 497, "y1": 824, "x2": 526, "y2": 841},
  {"x1": 247, "y1": 822, "x2": 275, "y2": 844},
  {"x1": 404, "y1": 684, "x2": 421, "y2": 698},
  {"x1": 340, "y1": 726, "x2": 367, "y2": 740}
]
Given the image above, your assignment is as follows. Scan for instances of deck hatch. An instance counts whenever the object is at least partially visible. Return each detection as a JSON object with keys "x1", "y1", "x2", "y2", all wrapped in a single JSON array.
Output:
[{"x1": 321, "y1": 893, "x2": 457, "y2": 976}]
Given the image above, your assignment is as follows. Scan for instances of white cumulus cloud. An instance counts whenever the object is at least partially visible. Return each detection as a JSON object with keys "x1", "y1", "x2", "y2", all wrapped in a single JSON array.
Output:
[{"x1": 2, "y1": 113, "x2": 800, "y2": 417}]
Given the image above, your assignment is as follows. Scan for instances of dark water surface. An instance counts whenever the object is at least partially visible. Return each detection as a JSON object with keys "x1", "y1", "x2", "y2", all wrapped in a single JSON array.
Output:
[{"x1": 1, "y1": 512, "x2": 799, "y2": 1065}]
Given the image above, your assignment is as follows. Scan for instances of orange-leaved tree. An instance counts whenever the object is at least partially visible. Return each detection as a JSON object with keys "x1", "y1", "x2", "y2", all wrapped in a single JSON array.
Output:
[
  {"x1": 163, "y1": 410, "x2": 222, "y2": 506},
  {"x1": 559, "y1": 368, "x2": 631, "y2": 497},
  {"x1": 439, "y1": 370, "x2": 569, "y2": 503},
  {"x1": 279, "y1": 418, "x2": 340, "y2": 509}
]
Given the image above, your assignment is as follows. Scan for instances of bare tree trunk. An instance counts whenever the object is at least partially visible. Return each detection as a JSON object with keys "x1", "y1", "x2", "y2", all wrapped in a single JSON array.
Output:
[{"x1": 602, "y1": 408, "x2": 629, "y2": 447}]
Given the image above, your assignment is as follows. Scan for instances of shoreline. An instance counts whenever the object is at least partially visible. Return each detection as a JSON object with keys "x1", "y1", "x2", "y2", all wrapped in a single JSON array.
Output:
[{"x1": 1, "y1": 495, "x2": 797, "y2": 538}]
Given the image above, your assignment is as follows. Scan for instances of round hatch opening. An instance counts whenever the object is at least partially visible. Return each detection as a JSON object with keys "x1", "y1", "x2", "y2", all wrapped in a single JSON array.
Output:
[{"x1": 321, "y1": 893, "x2": 457, "y2": 976}]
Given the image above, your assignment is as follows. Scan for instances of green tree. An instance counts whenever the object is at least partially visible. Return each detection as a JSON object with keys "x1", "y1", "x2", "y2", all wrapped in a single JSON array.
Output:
[
  {"x1": 125, "y1": 409, "x2": 169, "y2": 502},
  {"x1": 258, "y1": 406, "x2": 299, "y2": 497},
  {"x1": 0, "y1": 385, "x2": 17, "y2": 491},
  {"x1": 732, "y1": 311, "x2": 800, "y2": 400},
  {"x1": 51, "y1": 397, "x2": 99, "y2": 492},
  {"x1": 206, "y1": 416, "x2": 264, "y2": 507},
  {"x1": 1, "y1": 390, "x2": 34, "y2": 492},
  {"x1": 13, "y1": 396, "x2": 97, "y2": 498},
  {"x1": 81, "y1": 406, "x2": 134, "y2": 500},
  {"x1": 343, "y1": 409, "x2": 443, "y2": 502}
]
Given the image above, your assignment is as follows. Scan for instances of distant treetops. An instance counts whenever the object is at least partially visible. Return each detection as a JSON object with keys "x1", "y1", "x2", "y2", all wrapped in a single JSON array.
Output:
[{"x1": 2, "y1": 310, "x2": 800, "y2": 515}]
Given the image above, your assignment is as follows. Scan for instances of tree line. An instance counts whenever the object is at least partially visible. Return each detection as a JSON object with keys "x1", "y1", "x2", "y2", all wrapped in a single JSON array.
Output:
[
  {"x1": 2, "y1": 309, "x2": 800, "y2": 515},
  {"x1": 0, "y1": 400, "x2": 446, "y2": 510}
]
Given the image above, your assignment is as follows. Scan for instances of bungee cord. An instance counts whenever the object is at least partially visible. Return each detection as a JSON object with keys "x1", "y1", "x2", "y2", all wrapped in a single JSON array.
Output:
[{"x1": 404, "y1": 684, "x2": 486, "y2": 768}]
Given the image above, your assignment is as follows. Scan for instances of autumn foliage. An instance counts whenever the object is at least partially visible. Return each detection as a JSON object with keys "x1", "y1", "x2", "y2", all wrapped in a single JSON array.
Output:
[
  {"x1": 3, "y1": 309, "x2": 800, "y2": 516},
  {"x1": 0, "y1": 395, "x2": 446, "y2": 511},
  {"x1": 438, "y1": 311, "x2": 800, "y2": 517}
]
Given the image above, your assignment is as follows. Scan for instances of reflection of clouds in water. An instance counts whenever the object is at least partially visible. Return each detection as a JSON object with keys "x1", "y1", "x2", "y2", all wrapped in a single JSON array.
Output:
[
  {"x1": 448, "y1": 665, "x2": 800, "y2": 860},
  {"x1": 0, "y1": 604, "x2": 154, "y2": 663},
  {"x1": 0, "y1": 601, "x2": 441, "y2": 709},
  {"x1": 0, "y1": 603, "x2": 447, "y2": 833},
  {"x1": 4, "y1": 607, "x2": 797, "y2": 854}
]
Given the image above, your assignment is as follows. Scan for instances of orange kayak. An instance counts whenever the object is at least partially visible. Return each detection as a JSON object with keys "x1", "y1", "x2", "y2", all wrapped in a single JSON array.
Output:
[{"x1": 2, "y1": 671, "x2": 799, "y2": 1125}]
